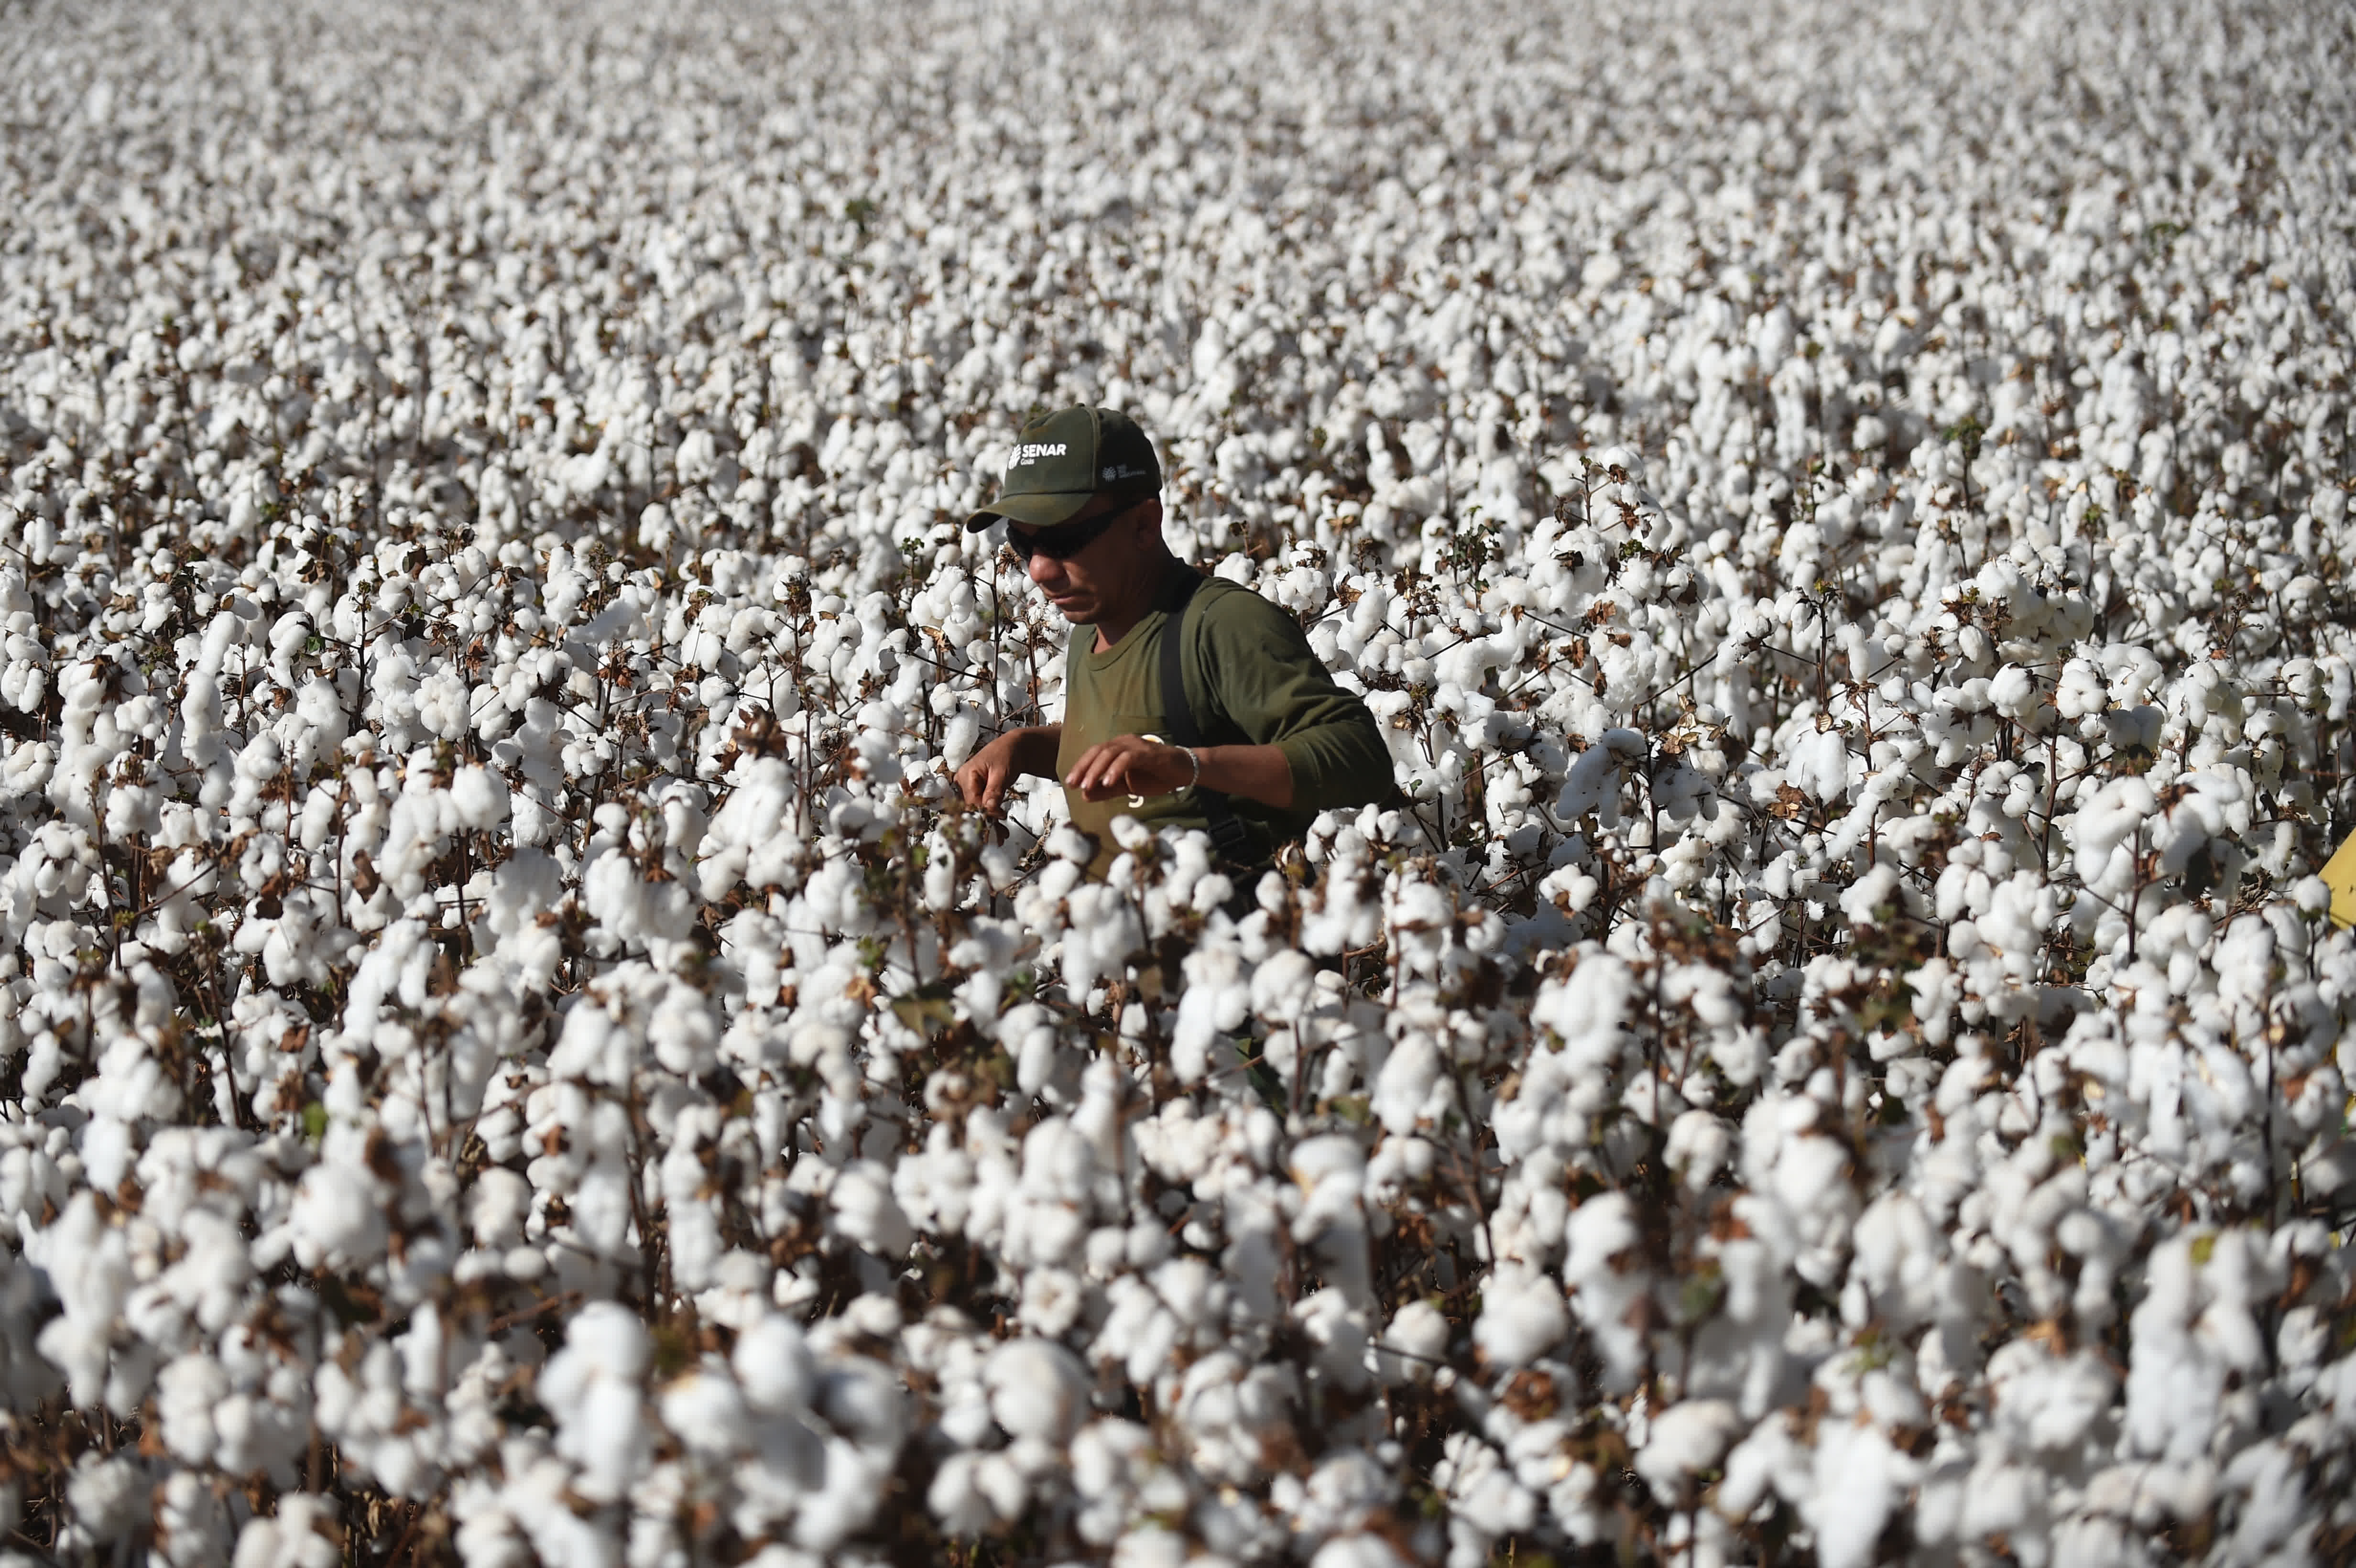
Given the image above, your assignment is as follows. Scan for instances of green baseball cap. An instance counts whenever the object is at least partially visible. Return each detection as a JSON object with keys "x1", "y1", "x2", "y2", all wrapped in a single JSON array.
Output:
[{"x1": 964, "y1": 405, "x2": 1163, "y2": 531}]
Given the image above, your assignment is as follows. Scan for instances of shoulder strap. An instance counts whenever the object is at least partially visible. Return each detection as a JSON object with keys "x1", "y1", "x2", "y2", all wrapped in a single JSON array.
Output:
[{"x1": 1157, "y1": 570, "x2": 1256, "y2": 862}]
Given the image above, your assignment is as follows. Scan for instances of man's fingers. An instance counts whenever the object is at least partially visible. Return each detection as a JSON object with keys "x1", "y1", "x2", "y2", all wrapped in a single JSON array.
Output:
[
  {"x1": 955, "y1": 752, "x2": 1010, "y2": 814},
  {"x1": 1061, "y1": 737, "x2": 1192, "y2": 802},
  {"x1": 1094, "y1": 742, "x2": 1142, "y2": 796},
  {"x1": 1070, "y1": 739, "x2": 1163, "y2": 801},
  {"x1": 1065, "y1": 743, "x2": 1111, "y2": 794}
]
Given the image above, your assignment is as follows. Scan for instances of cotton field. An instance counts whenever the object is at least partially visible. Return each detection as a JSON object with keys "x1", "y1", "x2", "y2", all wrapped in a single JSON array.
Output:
[{"x1": 2, "y1": 0, "x2": 2354, "y2": 1564}]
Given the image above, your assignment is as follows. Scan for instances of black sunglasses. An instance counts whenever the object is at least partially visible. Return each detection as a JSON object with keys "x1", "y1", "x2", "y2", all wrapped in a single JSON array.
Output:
[{"x1": 1002, "y1": 500, "x2": 1136, "y2": 563}]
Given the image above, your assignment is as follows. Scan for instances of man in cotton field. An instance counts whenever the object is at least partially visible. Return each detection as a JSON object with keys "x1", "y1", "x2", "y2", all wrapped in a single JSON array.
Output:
[{"x1": 953, "y1": 405, "x2": 1394, "y2": 877}]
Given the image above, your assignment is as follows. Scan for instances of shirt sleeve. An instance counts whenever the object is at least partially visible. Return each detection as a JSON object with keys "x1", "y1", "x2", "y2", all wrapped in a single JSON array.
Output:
[{"x1": 1190, "y1": 584, "x2": 1396, "y2": 814}]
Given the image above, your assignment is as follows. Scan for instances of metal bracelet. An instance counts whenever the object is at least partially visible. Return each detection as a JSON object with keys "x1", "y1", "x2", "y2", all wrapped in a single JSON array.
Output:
[{"x1": 1128, "y1": 733, "x2": 1200, "y2": 808}]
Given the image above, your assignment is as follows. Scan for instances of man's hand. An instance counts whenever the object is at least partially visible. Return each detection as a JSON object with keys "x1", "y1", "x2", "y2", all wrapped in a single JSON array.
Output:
[
  {"x1": 1064, "y1": 734, "x2": 1195, "y2": 803},
  {"x1": 1066, "y1": 736, "x2": 1297, "y2": 809},
  {"x1": 954, "y1": 724, "x2": 1061, "y2": 813}
]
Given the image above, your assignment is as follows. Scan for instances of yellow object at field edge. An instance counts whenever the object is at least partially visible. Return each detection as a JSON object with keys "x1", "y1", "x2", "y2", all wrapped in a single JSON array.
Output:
[{"x1": 2323, "y1": 828, "x2": 2356, "y2": 929}]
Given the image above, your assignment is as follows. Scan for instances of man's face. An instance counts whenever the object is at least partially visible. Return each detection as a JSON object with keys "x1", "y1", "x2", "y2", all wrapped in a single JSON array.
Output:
[{"x1": 1009, "y1": 498, "x2": 1159, "y2": 626}]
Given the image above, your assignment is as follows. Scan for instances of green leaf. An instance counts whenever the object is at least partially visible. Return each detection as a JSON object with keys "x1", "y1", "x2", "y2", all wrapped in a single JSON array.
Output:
[{"x1": 890, "y1": 982, "x2": 958, "y2": 1037}]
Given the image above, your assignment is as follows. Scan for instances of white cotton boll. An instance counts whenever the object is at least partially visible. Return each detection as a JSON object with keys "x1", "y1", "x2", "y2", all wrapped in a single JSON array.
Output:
[
  {"x1": 733, "y1": 1317, "x2": 816, "y2": 1416},
  {"x1": 288, "y1": 1162, "x2": 388, "y2": 1270},
  {"x1": 927, "y1": 1451, "x2": 995, "y2": 1535},
  {"x1": 942, "y1": 710, "x2": 982, "y2": 768},
  {"x1": 1176, "y1": 1351, "x2": 1298, "y2": 1488},
  {"x1": 2055, "y1": 658, "x2": 2108, "y2": 722},
  {"x1": 542, "y1": 1303, "x2": 650, "y2": 1504},
  {"x1": 1294, "y1": 1290, "x2": 1372, "y2": 1394},
  {"x1": 1371, "y1": 1031, "x2": 1444, "y2": 1136},
  {"x1": 1563, "y1": 1191, "x2": 1637, "y2": 1280},
  {"x1": 1250, "y1": 948, "x2": 1318, "y2": 1024},
  {"x1": 659, "y1": 1369, "x2": 753, "y2": 1459},
  {"x1": 1309, "y1": 1536, "x2": 1408, "y2": 1568},
  {"x1": 470, "y1": 1167, "x2": 530, "y2": 1249},
  {"x1": 790, "y1": 1432, "x2": 893, "y2": 1551},
  {"x1": 450, "y1": 765, "x2": 509, "y2": 830},
  {"x1": 830, "y1": 1161, "x2": 914, "y2": 1256},
  {"x1": 1633, "y1": 1399, "x2": 1741, "y2": 1504},
  {"x1": 1801, "y1": 1422, "x2": 1916, "y2": 1568},
  {"x1": 2070, "y1": 775, "x2": 2159, "y2": 888},
  {"x1": 548, "y1": 1299, "x2": 650, "y2": 1385},
  {"x1": 1837, "y1": 863, "x2": 1900, "y2": 927},
  {"x1": 1440, "y1": 1430, "x2": 1539, "y2": 1538},
  {"x1": 647, "y1": 980, "x2": 720, "y2": 1076},
  {"x1": 1663, "y1": 1110, "x2": 1731, "y2": 1193},
  {"x1": 1597, "y1": 446, "x2": 1645, "y2": 484},
  {"x1": 231, "y1": 1494, "x2": 338, "y2": 1568},
  {"x1": 1377, "y1": 1299, "x2": 1450, "y2": 1384},
  {"x1": 1151, "y1": 1257, "x2": 1218, "y2": 1328},
  {"x1": 1986, "y1": 1339, "x2": 2115, "y2": 1455},
  {"x1": 1288, "y1": 1447, "x2": 1390, "y2": 1540},
  {"x1": 1988, "y1": 663, "x2": 2039, "y2": 721},
  {"x1": 66, "y1": 1453, "x2": 146, "y2": 1545},
  {"x1": 984, "y1": 1338, "x2": 1089, "y2": 1441},
  {"x1": 1554, "y1": 729, "x2": 1646, "y2": 821},
  {"x1": 1787, "y1": 726, "x2": 1850, "y2": 802},
  {"x1": 157, "y1": 1352, "x2": 230, "y2": 1464},
  {"x1": 817, "y1": 1355, "x2": 909, "y2": 1457},
  {"x1": 1021, "y1": 1268, "x2": 1086, "y2": 1337},
  {"x1": 1473, "y1": 1262, "x2": 1569, "y2": 1368},
  {"x1": 2292, "y1": 876, "x2": 2333, "y2": 919},
  {"x1": 416, "y1": 668, "x2": 473, "y2": 741},
  {"x1": 154, "y1": 1472, "x2": 225, "y2": 1565}
]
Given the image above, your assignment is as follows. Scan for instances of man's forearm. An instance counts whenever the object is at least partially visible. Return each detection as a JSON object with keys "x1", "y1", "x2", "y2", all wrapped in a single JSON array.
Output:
[
  {"x1": 1194, "y1": 742, "x2": 1294, "y2": 810},
  {"x1": 1008, "y1": 723, "x2": 1063, "y2": 779}
]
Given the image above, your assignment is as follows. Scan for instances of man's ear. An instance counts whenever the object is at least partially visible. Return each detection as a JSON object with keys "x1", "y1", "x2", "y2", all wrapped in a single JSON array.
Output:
[{"x1": 1133, "y1": 497, "x2": 1167, "y2": 546}]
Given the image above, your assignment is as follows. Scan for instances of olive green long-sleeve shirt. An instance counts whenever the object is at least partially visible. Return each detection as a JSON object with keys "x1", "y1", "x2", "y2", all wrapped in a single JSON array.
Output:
[{"x1": 1055, "y1": 566, "x2": 1394, "y2": 873}]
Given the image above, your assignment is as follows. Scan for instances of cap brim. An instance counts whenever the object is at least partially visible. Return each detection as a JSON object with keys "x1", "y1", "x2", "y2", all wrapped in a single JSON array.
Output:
[{"x1": 963, "y1": 489, "x2": 1097, "y2": 532}]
